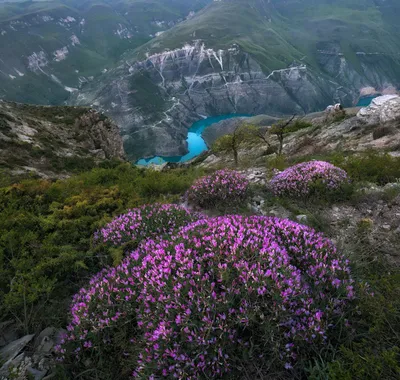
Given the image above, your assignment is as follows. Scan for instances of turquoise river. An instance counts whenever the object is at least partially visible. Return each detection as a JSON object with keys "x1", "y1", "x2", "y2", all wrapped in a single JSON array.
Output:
[{"x1": 136, "y1": 114, "x2": 249, "y2": 166}]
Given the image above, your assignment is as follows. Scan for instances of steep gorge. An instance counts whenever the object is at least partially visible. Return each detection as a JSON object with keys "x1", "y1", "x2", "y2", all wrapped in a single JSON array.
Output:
[
  {"x1": 74, "y1": 42, "x2": 349, "y2": 161},
  {"x1": 72, "y1": 0, "x2": 400, "y2": 161}
]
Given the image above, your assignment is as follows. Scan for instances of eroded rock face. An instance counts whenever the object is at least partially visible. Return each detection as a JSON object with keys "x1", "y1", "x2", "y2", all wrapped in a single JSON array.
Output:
[
  {"x1": 72, "y1": 34, "x2": 400, "y2": 162},
  {"x1": 74, "y1": 110, "x2": 126, "y2": 160},
  {"x1": 0, "y1": 101, "x2": 125, "y2": 179},
  {"x1": 283, "y1": 103, "x2": 400, "y2": 158},
  {"x1": 73, "y1": 42, "x2": 353, "y2": 161}
]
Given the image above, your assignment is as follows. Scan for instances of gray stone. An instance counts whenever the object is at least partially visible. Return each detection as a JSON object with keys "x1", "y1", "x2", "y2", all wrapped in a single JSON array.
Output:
[
  {"x1": 0, "y1": 334, "x2": 34, "y2": 363},
  {"x1": 357, "y1": 95, "x2": 399, "y2": 121},
  {"x1": 34, "y1": 328, "x2": 58, "y2": 354},
  {"x1": 0, "y1": 327, "x2": 65, "y2": 379},
  {"x1": 147, "y1": 162, "x2": 168, "y2": 172},
  {"x1": 27, "y1": 367, "x2": 47, "y2": 380},
  {"x1": 379, "y1": 98, "x2": 400, "y2": 123},
  {"x1": 199, "y1": 154, "x2": 221, "y2": 168},
  {"x1": 296, "y1": 215, "x2": 308, "y2": 223}
]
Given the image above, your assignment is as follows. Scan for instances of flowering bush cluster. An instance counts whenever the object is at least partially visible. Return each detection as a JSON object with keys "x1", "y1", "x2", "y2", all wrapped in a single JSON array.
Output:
[
  {"x1": 59, "y1": 215, "x2": 354, "y2": 378},
  {"x1": 187, "y1": 169, "x2": 249, "y2": 208},
  {"x1": 94, "y1": 203, "x2": 204, "y2": 247},
  {"x1": 269, "y1": 161, "x2": 349, "y2": 197}
]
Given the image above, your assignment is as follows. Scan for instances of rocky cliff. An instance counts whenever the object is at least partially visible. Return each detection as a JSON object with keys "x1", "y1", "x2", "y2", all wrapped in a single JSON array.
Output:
[
  {"x1": 73, "y1": 42, "x2": 354, "y2": 161},
  {"x1": 0, "y1": 101, "x2": 125, "y2": 179},
  {"x1": 72, "y1": 0, "x2": 400, "y2": 161}
]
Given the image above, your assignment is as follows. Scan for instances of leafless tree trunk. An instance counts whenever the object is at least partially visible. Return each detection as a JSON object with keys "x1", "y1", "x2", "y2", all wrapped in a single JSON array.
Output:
[
  {"x1": 232, "y1": 127, "x2": 239, "y2": 166},
  {"x1": 274, "y1": 115, "x2": 296, "y2": 155}
]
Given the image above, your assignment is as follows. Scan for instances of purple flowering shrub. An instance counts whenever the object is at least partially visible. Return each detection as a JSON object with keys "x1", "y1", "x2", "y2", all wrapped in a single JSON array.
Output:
[
  {"x1": 187, "y1": 169, "x2": 249, "y2": 208},
  {"x1": 59, "y1": 215, "x2": 354, "y2": 378},
  {"x1": 94, "y1": 203, "x2": 204, "y2": 247},
  {"x1": 270, "y1": 161, "x2": 350, "y2": 198}
]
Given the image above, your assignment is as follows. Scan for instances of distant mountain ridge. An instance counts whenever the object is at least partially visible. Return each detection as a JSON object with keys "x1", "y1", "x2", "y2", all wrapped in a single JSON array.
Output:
[{"x1": 0, "y1": 0, "x2": 211, "y2": 104}]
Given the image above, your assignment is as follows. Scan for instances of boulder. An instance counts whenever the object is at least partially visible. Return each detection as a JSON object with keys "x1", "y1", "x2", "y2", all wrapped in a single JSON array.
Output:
[
  {"x1": 296, "y1": 215, "x2": 308, "y2": 223},
  {"x1": 34, "y1": 327, "x2": 62, "y2": 354},
  {"x1": 0, "y1": 334, "x2": 35, "y2": 378},
  {"x1": 357, "y1": 95, "x2": 400, "y2": 124},
  {"x1": 0, "y1": 327, "x2": 66, "y2": 380},
  {"x1": 198, "y1": 154, "x2": 221, "y2": 168},
  {"x1": 0, "y1": 334, "x2": 35, "y2": 363},
  {"x1": 380, "y1": 97, "x2": 400, "y2": 123}
]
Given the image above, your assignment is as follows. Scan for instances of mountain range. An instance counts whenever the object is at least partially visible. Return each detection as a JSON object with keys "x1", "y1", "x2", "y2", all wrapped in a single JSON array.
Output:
[
  {"x1": 1, "y1": 0, "x2": 400, "y2": 160},
  {"x1": 0, "y1": 0, "x2": 210, "y2": 103}
]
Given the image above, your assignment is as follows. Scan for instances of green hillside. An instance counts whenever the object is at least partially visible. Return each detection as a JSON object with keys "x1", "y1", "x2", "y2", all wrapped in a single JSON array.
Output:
[
  {"x1": 0, "y1": 0, "x2": 212, "y2": 104},
  {"x1": 132, "y1": 0, "x2": 400, "y2": 76}
]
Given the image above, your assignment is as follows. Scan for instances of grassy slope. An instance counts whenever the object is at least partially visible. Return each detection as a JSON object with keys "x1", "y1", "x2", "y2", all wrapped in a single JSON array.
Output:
[{"x1": 128, "y1": 0, "x2": 304, "y2": 72}]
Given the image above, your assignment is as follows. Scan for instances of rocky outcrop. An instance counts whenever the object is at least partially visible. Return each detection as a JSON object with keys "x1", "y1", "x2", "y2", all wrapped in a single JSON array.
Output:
[
  {"x1": 74, "y1": 110, "x2": 126, "y2": 160},
  {"x1": 357, "y1": 95, "x2": 400, "y2": 124},
  {"x1": 0, "y1": 322, "x2": 65, "y2": 380},
  {"x1": 283, "y1": 98, "x2": 400, "y2": 157},
  {"x1": 0, "y1": 101, "x2": 125, "y2": 179},
  {"x1": 245, "y1": 175, "x2": 400, "y2": 267}
]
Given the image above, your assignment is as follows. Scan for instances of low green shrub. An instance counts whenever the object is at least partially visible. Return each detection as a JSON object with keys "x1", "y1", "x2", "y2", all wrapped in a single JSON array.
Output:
[
  {"x1": 330, "y1": 151, "x2": 400, "y2": 185},
  {"x1": 0, "y1": 164, "x2": 203, "y2": 331},
  {"x1": 328, "y1": 253, "x2": 400, "y2": 380},
  {"x1": 138, "y1": 168, "x2": 200, "y2": 197},
  {"x1": 284, "y1": 119, "x2": 313, "y2": 133},
  {"x1": 328, "y1": 111, "x2": 349, "y2": 124},
  {"x1": 266, "y1": 154, "x2": 289, "y2": 174}
]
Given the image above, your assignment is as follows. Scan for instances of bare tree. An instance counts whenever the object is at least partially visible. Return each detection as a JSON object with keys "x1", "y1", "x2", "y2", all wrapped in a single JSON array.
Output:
[
  {"x1": 269, "y1": 115, "x2": 296, "y2": 155},
  {"x1": 212, "y1": 124, "x2": 263, "y2": 166},
  {"x1": 212, "y1": 115, "x2": 300, "y2": 165}
]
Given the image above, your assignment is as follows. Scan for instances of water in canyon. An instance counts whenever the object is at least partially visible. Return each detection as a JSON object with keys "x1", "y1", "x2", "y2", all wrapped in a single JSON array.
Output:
[
  {"x1": 136, "y1": 114, "x2": 248, "y2": 166},
  {"x1": 356, "y1": 95, "x2": 381, "y2": 107}
]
